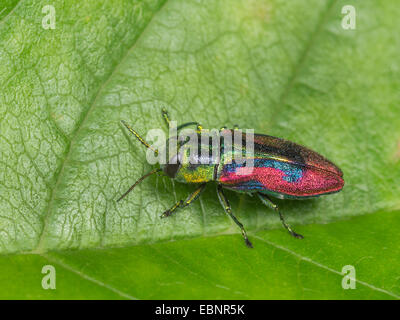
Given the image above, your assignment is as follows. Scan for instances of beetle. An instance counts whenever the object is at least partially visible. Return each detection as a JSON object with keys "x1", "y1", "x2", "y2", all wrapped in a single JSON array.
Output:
[{"x1": 117, "y1": 109, "x2": 344, "y2": 248}]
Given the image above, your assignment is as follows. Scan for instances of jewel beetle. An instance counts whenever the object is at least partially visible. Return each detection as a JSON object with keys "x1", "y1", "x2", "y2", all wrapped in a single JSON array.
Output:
[{"x1": 117, "y1": 109, "x2": 344, "y2": 248}]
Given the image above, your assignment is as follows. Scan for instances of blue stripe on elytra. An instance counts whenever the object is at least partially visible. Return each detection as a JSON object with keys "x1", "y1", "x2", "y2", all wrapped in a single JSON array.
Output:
[
  {"x1": 223, "y1": 158, "x2": 303, "y2": 183},
  {"x1": 235, "y1": 180, "x2": 265, "y2": 190}
]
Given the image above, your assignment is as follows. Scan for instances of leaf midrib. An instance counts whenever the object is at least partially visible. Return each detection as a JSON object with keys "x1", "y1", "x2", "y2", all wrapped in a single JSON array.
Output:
[
  {"x1": 32, "y1": 0, "x2": 169, "y2": 254},
  {"x1": 252, "y1": 235, "x2": 400, "y2": 299},
  {"x1": 272, "y1": 0, "x2": 336, "y2": 120},
  {"x1": 41, "y1": 253, "x2": 138, "y2": 300},
  {"x1": 0, "y1": 0, "x2": 22, "y2": 26}
]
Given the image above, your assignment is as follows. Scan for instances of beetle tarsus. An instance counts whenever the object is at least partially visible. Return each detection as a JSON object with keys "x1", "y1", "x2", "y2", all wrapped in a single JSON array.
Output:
[
  {"x1": 280, "y1": 216, "x2": 304, "y2": 240},
  {"x1": 257, "y1": 192, "x2": 304, "y2": 240},
  {"x1": 160, "y1": 211, "x2": 171, "y2": 218},
  {"x1": 160, "y1": 184, "x2": 207, "y2": 219},
  {"x1": 290, "y1": 230, "x2": 304, "y2": 239},
  {"x1": 245, "y1": 238, "x2": 253, "y2": 248},
  {"x1": 281, "y1": 218, "x2": 304, "y2": 240}
]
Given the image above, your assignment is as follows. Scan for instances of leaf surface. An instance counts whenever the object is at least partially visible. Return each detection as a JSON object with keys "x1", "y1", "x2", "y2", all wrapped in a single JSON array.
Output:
[{"x1": 0, "y1": 0, "x2": 399, "y2": 299}]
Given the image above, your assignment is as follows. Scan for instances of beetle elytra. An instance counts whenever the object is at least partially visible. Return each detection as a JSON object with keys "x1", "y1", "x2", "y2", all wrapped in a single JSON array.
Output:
[{"x1": 117, "y1": 109, "x2": 344, "y2": 248}]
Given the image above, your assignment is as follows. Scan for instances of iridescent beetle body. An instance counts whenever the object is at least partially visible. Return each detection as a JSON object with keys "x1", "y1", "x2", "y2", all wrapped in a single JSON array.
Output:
[
  {"x1": 118, "y1": 109, "x2": 344, "y2": 248},
  {"x1": 218, "y1": 131, "x2": 344, "y2": 198}
]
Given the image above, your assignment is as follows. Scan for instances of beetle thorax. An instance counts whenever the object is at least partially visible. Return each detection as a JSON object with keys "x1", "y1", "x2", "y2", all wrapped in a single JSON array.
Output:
[{"x1": 160, "y1": 134, "x2": 218, "y2": 182}]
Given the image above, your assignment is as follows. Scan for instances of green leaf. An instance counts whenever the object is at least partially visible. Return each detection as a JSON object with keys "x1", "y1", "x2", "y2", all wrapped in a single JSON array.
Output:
[
  {"x1": 1, "y1": 210, "x2": 399, "y2": 299},
  {"x1": 0, "y1": 0, "x2": 399, "y2": 299}
]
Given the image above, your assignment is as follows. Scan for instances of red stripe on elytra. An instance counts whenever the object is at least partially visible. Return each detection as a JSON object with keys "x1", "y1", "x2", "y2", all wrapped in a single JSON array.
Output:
[{"x1": 220, "y1": 166, "x2": 343, "y2": 197}]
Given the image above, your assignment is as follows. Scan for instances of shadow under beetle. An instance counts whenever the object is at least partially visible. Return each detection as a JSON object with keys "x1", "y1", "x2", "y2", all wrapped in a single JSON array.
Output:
[{"x1": 117, "y1": 109, "x2": 344, "y2": 248}]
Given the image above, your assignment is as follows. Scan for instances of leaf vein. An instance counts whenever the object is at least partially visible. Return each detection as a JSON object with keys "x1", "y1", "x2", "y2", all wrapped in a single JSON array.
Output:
[
  {"x1": 252, "y1": 235, "x2": 400, "y2": 299},
  {"x1": 33, "y1": 0, "x2": 169, "y2": 253},
  {"x1": 42, "y1": 253, "x2": 137, "y2": 300}
]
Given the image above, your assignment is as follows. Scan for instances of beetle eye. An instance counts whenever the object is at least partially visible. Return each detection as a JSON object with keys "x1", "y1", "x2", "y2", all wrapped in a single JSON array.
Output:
[{"x1": 164, "y1": 162, "x2": 180, "y2": 178}]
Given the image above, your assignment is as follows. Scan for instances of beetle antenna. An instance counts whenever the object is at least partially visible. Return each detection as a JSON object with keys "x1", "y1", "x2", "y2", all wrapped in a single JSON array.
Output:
[
  {"x1": 117, "y1": 168, "x2": 162, "y2": 202},
  {"x1": 120, "y1": 120, "x2": 158, "y2": 155}
]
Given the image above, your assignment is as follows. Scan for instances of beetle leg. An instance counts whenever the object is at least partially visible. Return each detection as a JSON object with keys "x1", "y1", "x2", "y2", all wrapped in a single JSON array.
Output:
[
  {"x1": 161, "y1": 183, "x2": 206, "y2": 218},
  {"x1": 257, "y1": 193, "x2": 304, "y2": 239},
  {"x1": 162, "y1": 108, "x2": 203, "y2": 133},
  {"x1": 196, "y1": 124, "x2": 203, "y2": 134},
  {"x1": 217, "y1": 184, "x2": 253, "y2": 248},
  {"x1": 161, "y1": 108, "x2": 171, "y2": 127},
  {"x1": 177, "y1": 122, "x2": 202, "y2": 132}
]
